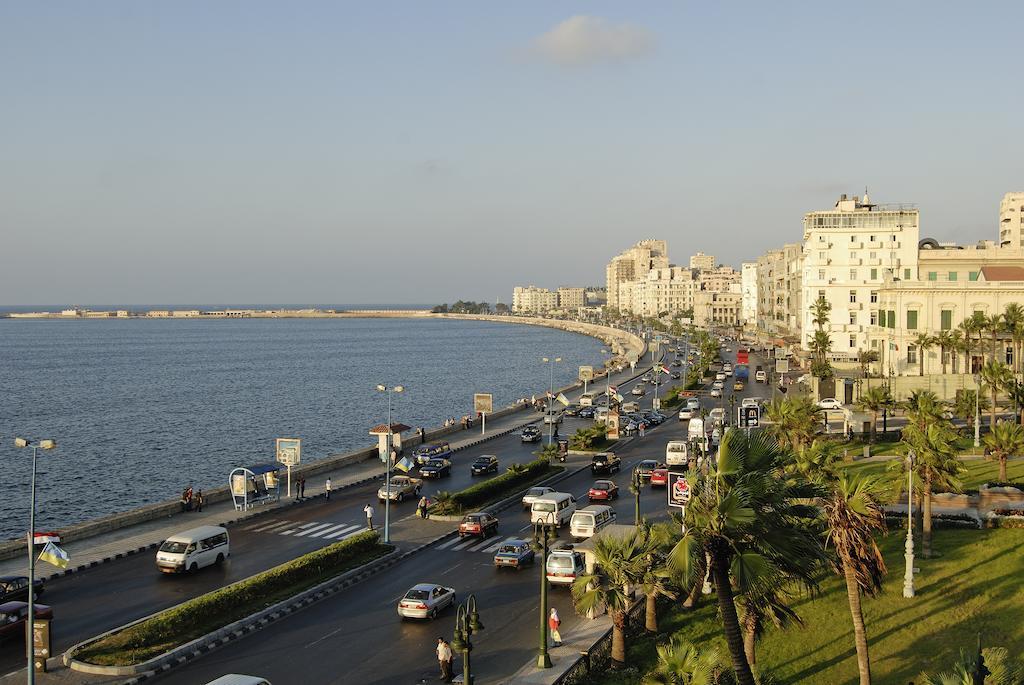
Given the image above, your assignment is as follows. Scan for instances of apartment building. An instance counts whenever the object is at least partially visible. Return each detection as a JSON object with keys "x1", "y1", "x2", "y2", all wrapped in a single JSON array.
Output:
[
  {"x1": 617, "y1": 266, "x2": 696, "y2": 318},
  {"x1": 755, "y1": 243, "x2": 803, "y2": 339},
  {"x1": 698, "y1": 265, "x2": 741, "y2": 294},
  {"x1": 512, "y1": 286, "x2": 558, "y2": 313},
  {"x1": 605, "y1": 240, "x2": 669, "y2": 310},
  {"x1": 741, "y1": 262, "x2": 757, "y2": 326},
  {"x1": 556, "y1": 287, "x2": 586, "y2": 310},
  {"x1": 999, "y1": 192, "x2": 1024, "y2": 249},
  {"x1": 689, "y1": 252, "x2": 715, "y2": 271},
  {"x1": 694, "y1": 290, "x2": 742, "y2": 328}
]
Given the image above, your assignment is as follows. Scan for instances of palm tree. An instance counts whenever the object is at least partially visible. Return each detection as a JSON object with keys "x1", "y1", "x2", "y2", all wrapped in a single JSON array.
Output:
[
  {"x1": 1002, "y1": 303, "x2": 1024, "y2": 373},
  {"x1": 959, "y1": 314, "x2": 985, "y2": 375},
  {"x1": 641, "y1": 638, "x2": 728, "y2": 685},
  {"x1": 985, "y1": 313, "x2": 1004, "y2": 364},
  {"x1": 980, "y1": 359, "x2": 1013, "y2": 429},
  {"x1": 899, "y1": 420, "x2": 965, "y2": 557},
  {"x1": 902, "y1": 389, "x2": 942, "y2": 423},
  {"x1": 763, "y1": 396, "x2": 819, "y2": 452},
  {"x1": 952, "y1": 389, "x2": 989, "y2": 433},
  {"x1": 934, "y1": 331, "x2": 955, "y2": 376},
  {"x1": 634, "y1": 524, "x2": 677, "y2": 632},
  {"x1": 912, "y1": 332, "x2": 934, "y2": 376},
  {"x1": 811, "y1": 295, "x2": 832, "y2": 330},
  {"x1": 821, "y1": 473, "x2": 889, "y2": 685},
  {"x1": 571, "y1": 529, "x2": 649, "y2": 668},
  {"x1": 738, "y1": 585, "x2": 803, "y2": 668},
  {"x1": 947, "y1": 329, "x2": 963, "y2": 374},
  {"x1": 810, "y1": 329, "x2": 833, "y2": 379},
  {"x1": 667, "y1": 431, "x2": 825, "y2": 685},
  {"x1": 983, "y1": 420, "x2": 1024, "y2": 482},
  {"x1": 857, "y1": 349, "x2": 879, "y2": 379},
  {"x1": 857, "y1": 386, "x2": 892, "y2": 444}
]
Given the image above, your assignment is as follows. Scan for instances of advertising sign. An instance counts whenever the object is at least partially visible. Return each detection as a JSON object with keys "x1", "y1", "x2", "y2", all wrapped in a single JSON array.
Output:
[
  {"x1": 606, "y1": 409, "x2": 620, "y2": 441},
  {"x1": 473, "y1": 393, "x2": 493, "y2": 414},
  {"x1": 275, "y1": 438, "x2": 301, "y2": 466},
  {"x1": 33, "y1": 619, "x2": 50, "y2": 672},
  {"x1": 739, "y1": 406, "x2": 760, "y2": 428},
  {"x1": 578, "y1": 366, "x2": 594, "y2": 382},
  {"x1": 667, "y1": 472, "x2": 691, "y2": 508},
  {"x1": 775, "y1": 359, "x2": 790, "y2": 374}
]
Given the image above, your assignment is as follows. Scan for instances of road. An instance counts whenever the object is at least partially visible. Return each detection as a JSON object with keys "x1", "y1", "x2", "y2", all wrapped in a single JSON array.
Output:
[
  {"x1": 0, "y1": 361, "x2": 655, "y2": 677},
  {"x1": 153, "y1": 342, "x2": 776, "y2": 684}
]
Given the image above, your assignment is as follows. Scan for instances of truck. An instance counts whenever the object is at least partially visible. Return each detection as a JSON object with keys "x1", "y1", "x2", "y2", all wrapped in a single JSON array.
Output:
[
  {"x1": 736, "y1": 348, "x2": 749, "y2": 365},
  {"x1": 734, "y1": 364, "x2": 749, "y2": 383}
]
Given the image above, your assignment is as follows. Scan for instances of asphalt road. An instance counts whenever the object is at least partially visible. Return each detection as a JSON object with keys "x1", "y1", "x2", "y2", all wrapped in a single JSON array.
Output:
[
  {"x1": 0, "y1": 359, "x2": 657, "y2": 676},
  {"x1": 153, "y1": 343, "x2": 776, "y2": 685}
]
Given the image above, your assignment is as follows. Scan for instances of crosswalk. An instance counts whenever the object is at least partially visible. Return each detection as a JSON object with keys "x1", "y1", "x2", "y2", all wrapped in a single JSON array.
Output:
[
  {"x1": 434, "y1": 534, "x2": 524, "y2": 554},
  {"x1": 241, "y1": 519, "x2": 368, "y2": 541}
]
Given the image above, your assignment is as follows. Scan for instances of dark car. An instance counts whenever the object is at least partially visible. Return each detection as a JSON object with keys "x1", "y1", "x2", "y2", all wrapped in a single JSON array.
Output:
[
  {"x1": 643, "y1": 412, "x2": 666, "y2": 426},
  {"x1": 587, "y1": 480, "x2": 619, "y2": 501},
  {"x1": 671, "y1": 359, "x2": 682, "y2": 367},
  {"x1": 520, "y1": 426, "x2": 542, "y2": 443},
  {"x1": 493, "y1": 539, "x2": 535, "y2": 569},
  {"x1": 419, "y1": 458, "x2": 452, "y2": 478},
  {"x1": 413, "y1": 442, "x2": 452, "y2": 465},
  {"x1": 670, "y1": 371, "x2": 682, "y2": 380},
  {"x1": 459, "y1": 512, "x2": 499, "y2": 538},
  {"x1": 635, "y1": 460, "x2": 660, "y2": 480},
  {"x1": 0, "y1": 602, "x2": 52, "y2": 641},
  {"x1": 0, "y1": 577, "x2": 43, "y2": 604},
  {"x1": 578, "y1": 406, "x2": 596, "y2": 419},
  {"x1": 563, "y1": 404, "x2": 581, "y2": 417},
  {"x1": 471, "y1": 455, "x2": 499, "y2": 475},
  {"x1": 591, "y1": 452, "x2": 621, "y2": 475}
]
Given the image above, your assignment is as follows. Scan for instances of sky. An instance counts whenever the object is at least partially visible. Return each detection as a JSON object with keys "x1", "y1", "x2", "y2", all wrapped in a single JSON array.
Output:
[{"x1": 3, "y1": 1, "x2": 1023, "y2": 306}]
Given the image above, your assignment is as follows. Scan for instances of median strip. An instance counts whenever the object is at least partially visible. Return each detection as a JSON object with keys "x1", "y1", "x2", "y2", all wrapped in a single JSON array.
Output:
[{"x1": 430, "y1": 456, "x2": 563, "y2": 517}]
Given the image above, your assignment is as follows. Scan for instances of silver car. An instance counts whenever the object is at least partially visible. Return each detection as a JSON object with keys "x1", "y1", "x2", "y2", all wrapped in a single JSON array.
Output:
[{"x1": 397, "y1": 583, "x2": 456, "y2": 620}]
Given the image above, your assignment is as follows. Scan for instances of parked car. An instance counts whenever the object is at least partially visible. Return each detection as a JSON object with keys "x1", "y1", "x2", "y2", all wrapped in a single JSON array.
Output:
[
  {"x1": 563, "y1": 404, "x2": 581, "y2": 417},
  {"x1": 635, "y1": 460, "x2": 660, "y2": 480},
  {"x1": 493, "y1": 539, "x2": 535, "y2": 569},
  {"x1": 818, "y1": 398, "x2": 843, "y2": 410},
  {"x1": 413, "y1": 442, "x2": 452, "y2": 465},
  {"x1": 397, "y1": 583, "x2": 456, "y2": 620},
  {"x1": 542, "y1": 410, "x2": 564, "y2": 425},
  {"x1": 546, "y1": 549, "x2": 585, "y2": 586},
  {"x1": 470, "y1": 455, "x2": 499, "y2": 475},
  {"x1": 522, "y1": 486, "x2": 556, "y2": 509},
  {"x1": 645, "y1": 411, "x2": 667, "y2": 425},
  {"x1": 587, "y1": 480, "x2": 619, "y2": 501},
  {"x1": 377, "y1": 475, "x2": 422, "y2": 502},
  {"x1": 520, "y1": 425, "x2": 542, "y2": 442},
  {"x1": 0, "y1": 577, "x2": 43, "y2": 604},
  {"x1": 591, "y1": 452, "x2": 621, "y2": 475},
  {"x1": 0, "y1": 602, "x2": 52, "y2": 641},
  {"x1": 650, "y1": 467, "x2": 669, "y2": 487},
  {"x1": 458, "y1": 512, "x2": 499, "y2": 538},
  {"x1": 419, "y1": 458, "x2": 452, "y2": 478}
]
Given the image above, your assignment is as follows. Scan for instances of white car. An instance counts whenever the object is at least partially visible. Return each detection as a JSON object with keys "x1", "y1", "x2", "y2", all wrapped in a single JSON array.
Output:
[
  {"x1": 522, "y1": 486, "x2": 555, "y2": 509},
  {"x1": 818, "y1": 398, "x2": 843, "y2": 411},
  {"x1": 630, "y1": 385, "x2": 646, "y2": 396},
  {"x1": 715, "y1": 372, "x2": 726, "y2": 381},
  {"x1": 710, "y1": 387, "x2": 722, "y2": 398},
  {"x1": 708, "y1": 408, "x2": 726, "y2": 425},
  {"x1": 712, "y1": 380, "x2": 724, "y2": 390},
  {"x1": 755, "y1": 370, "x2": 767, "y2": 383},
  {"x1": 397, "y1": 583, "x2": 456, "y2": 620},
  {"x1": 543, "y1": 411, "x2": 564, "y2": 424},
  {"x1": 723, "y1": 364, "x2": 732, "y2": 373}
]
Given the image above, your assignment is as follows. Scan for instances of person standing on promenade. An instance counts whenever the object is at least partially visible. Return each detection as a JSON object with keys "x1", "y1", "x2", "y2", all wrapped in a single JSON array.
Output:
[
  {"x1": 436, "y1": 637, "x2": 453, "y2": 681},
  {"x1": 417, "y1": 496, "x2": 429, "y2": 519},
  {"x1": 549, "y1": 607, "x2": 562, "y2": 646},
  {"x1": 325, "y1": 477, "x2": 332, "y2": 500},
  {"x1": 363, "y1": 503, "x2": 374, "y2": 530},
  {"x1": 639, "y1": 421, "x2": 646, "y2": 438},
  {"x1": 299, "y1": 476, "x2": 306, "y2": 499},
  {"x1": 195, "y1": 490, "x2": 204, "y2": 513}
]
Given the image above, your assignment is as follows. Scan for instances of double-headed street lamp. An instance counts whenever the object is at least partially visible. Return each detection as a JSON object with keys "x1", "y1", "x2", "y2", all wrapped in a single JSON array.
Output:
[
  {"x1": 541, "y1": 357, "x2": 562, "y2": 445},
  {"x1": 14, "y1": 437, "x2": 57, "y2": 685},
  {"x1": 451, "y1": 594, "x2": 484, "y2": 684},
  {"x1": 903, "y1": 450, "x2": 916, "y2": 599},
  {"x1": 974, "y1": 374, "x2": 982, "y2": 448},
  {"x1": 533, "y1": 512, "x2": 556, "y2": 668},
  {"x1": 631, "y1": 465, "x2": 644, "y2": 525},
  {"x1": 375, "y1": 384, "x2": 404, "y2": 544}
]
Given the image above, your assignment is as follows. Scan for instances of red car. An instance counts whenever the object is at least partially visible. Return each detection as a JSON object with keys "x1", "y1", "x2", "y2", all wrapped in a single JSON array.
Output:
[
  {"x1": 458, "y1": 512, "x2": 499, "y2": 538},
  {"x1": 0, "y1": 602, "x2": 52, "y2": 640},
  {"x1": 650, "y1": 467, "x2": 669, "y2": 487},
  {"x1": 588, "y1": 480, "x2": 619, "y2": 501}
]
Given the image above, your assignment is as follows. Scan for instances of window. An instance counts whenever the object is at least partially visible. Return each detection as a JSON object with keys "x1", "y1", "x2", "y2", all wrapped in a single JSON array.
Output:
[
  {"x1": 927, "y1": 272, "x2": 937, "y2": 281},
  {"x1": 869, "y1": 251, "x2": 877, "y2": 259},
  {"x1": 849, "y1": 290, "x2": 857, "y2": 303},
  {"x1": 851, "y1": 235, "x2": 857, "y2": 242},
  {"x1": 870, "y1": 290, "x2": 878, "y2": 303},
  {"x1": 907, "y1": 345, "x2": 917, "y2": 364},
  {"x1": 818, "y1": 235, "x2": 825, "y2": 242},
  {"x1": 818, "y1": 251, "x2": 827, "y2": 260},
  {"x1": 941, "y1": 310, "x2": 953, "y2": 330},
  {"x1": 850, "y1": 336, "x2": 856, "y2": 348},
  {"x1": 907, "y1": 310, "x2": 918, "y2": 330},
  {"x1": 870, "y1": 268, "x2": 877, "y2": 280},
  {"x1": 948, "y1": 272, "x2": 957, "y2": 281},
  {"x1": 850, "y1": 269, "x2": 858, "y2": 280},
  {"x1": 969, "y1": 271, "x2": 980, "y2": 281},
  {"x1": 870, "y1": 311, "x2": 878, "y2": 325},
  {"x1": 891, "y1": 234, "x2": 896, "y2": 241},
  {"x1": 888, "y1": 310, "x2": 897, "y2": 328},
  {"x1": 871, "y1": 339, "x2": 879, "y2": 348},
  {"x1": 849, "y1": 252, "x2": 857, "y2": 260},
  {"x1": 818, "y1": 290, "x2": 826, "y2": 299},
  {"x1": 818, "y1": 269, "x2": 826, "y2": 280},
  {"x1": 849, "y1": 312, "x2": 857, "y2": 325},
  {"x1": 905, "y1": 268, "x2": 912, "y2": 279},
  {"x1": 869, "y1": 235, "x2": 876, "y2": 242}
]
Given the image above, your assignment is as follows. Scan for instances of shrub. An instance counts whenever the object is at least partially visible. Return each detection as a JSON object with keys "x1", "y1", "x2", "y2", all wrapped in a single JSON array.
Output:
[
  {"x1": 431, "y1": 457, "x2": 557, "y2": 515},
  {"x1": 984, "y1": 482, "x2": 1024, "y2": 490},
  {"x1": 569, "y1": 424, "x2": 608, "y2": 450}
]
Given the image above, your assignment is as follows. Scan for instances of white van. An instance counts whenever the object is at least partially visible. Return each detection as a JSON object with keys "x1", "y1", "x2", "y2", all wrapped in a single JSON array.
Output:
[
  {"x1": 579, "y1": 392, "x2": 597, "y2": 407},
  {"x1": 156, "y1": 525, "x2": 230, "y2": 574},
  {"x1": 708, "y1": 408, "x2": 726, "y2": 426},
  {"x1": 621, "y1": 401, "x2": 640, "y2": 414},
  {"x1": 530, "y1": 492, "x2": 577, "y2": 527},
  {"x1": 204, "y1": 677, "x2": 272, "y2": 685},
  {"x1": 665, "y1": 440, "x2": 689, "y2": 467},
  {"x1": 688, "y1": 417, "x2": 705, "y2": 442},
  {"x1": 595, "y1": 407, "x2": 610, "y2": 422},
  {"x1": 569, "y1": 505, "x2": 616, "y2": 539}
]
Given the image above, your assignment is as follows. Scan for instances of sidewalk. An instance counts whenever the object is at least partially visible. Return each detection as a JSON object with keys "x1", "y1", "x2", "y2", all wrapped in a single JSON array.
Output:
[{"x1": 499, "y1": 616, "x2": 613, "y2": 685}]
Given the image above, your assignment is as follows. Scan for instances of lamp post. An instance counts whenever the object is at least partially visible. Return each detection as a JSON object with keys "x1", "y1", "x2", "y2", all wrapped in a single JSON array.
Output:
[
  {"x1": 533, "y1": 512, "x2": 556, "y2": 668},
  {"x1": 903, "y1": 450, "x2": 916, "y2": 598},
  {"x1": 542, "y1": 357, "x2": 562, "y2": 445},
  {"x1": 631, "y1": 465, "x2": 643, "y2": 525},
  {"x1": 14, "y1": 437, "x2": 57, "y2": 685},
  {"x1": 451, "y1": 594, "x2": 484, "y2": 684},
  {"x1": 375, "y1": 384, "x2": 404, "y2": 544},
  {"x1": 974, "y1": 374, "x2": 981, "y2": 448},
  {"x1": 600, "y1": 349, "x2": 612, "y2": 403}
]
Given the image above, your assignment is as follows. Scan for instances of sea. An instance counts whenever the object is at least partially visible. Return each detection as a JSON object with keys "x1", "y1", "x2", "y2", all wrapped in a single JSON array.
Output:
[{"x1": 0, "y1": 316, "x2": 605, "y2": 539}]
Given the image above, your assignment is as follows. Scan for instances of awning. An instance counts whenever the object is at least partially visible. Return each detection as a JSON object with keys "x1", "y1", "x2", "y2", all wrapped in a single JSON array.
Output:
[{"x1": 243, "y1": 464, "x2": 281, "y2": 475}]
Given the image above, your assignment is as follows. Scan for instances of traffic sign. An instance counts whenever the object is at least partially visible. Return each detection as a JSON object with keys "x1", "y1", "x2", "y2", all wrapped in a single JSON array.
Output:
[{"x1": 667, "y1": 472, "x2": 691, "y2": 508}]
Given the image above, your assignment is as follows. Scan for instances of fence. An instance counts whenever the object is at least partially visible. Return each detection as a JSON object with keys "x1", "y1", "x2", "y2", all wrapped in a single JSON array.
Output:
[{"x1": 554, "y1": 597, "x2": 646, "y2": 685}]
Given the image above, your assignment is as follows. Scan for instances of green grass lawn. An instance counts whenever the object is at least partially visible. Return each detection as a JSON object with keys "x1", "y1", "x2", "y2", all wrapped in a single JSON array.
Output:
[
  {"x1": 839, "y1": 456, "x2": 1024, "y2": 490},
  {"x1": 845, "y1": 433, "x2": 981, "y2": 458},
  {"x1": 589, "y1": 528, "x2": 1024, "y2": 685}
]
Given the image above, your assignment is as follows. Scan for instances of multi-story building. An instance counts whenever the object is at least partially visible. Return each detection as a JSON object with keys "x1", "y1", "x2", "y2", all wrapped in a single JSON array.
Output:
[
  {"x1": 689, "y1": 252, "x2": 715, "y2": 271},
  {"x1": 999, "y1": 192, "x2": 1024, "y2": 249},
  {"x1": 605, "y1": 240, "x2": 669, "y2": 310},
  {"x1": 618, "y1": 266, "x2": 696, "y2": 318},
  {"x1": 694, "y1": 290, "x2": 742, "y2": 328},
  {"x1": 755, "y1": 243, "x2": 803, "y2": 340},
  {"x1": 556, "y1": 287, "x2": 586, "y2": 310},
  {"x1": 741, "y1": 262, "x2": 757, "y2": 326},
  {"x1": 698, "y1": 265, "x2": 741, "y2": 294},
  {"x1": 801, "y1": 194, "x2": 920, "y2": 359},
  {"x1": 512, "y1": 286, "x2": 558, "y2": 314}
]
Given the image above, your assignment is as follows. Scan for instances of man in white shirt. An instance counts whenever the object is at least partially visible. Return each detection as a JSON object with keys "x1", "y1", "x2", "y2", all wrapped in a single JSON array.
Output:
[
  {"x1": 436, "y1": 637, "x2": 453, "y2": 681},
  {"x1": 325, "y1": 478, "x2": 332, "y2": 500},
  {"x1": 363, "y1": 504, "x2": 374, "y2": 531}
]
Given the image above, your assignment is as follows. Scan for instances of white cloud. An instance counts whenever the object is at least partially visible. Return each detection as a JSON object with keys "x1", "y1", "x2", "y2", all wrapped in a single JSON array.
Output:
[{"x1": 530, "y1": 15, "x2": 655, "y2": 66}]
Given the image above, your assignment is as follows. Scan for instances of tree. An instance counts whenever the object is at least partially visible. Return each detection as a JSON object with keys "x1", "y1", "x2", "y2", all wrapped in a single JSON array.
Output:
[
  {"x1": 857, "y1": 350, "x2": 879, "y2": 379},
  {"x1": 980, "y1": 359, "x2": 1013, "y2": 429},
  {"x1": 984, "y1": 313, "x2": 1003, "y2": 364},
  {"x1": 1002, "y1": 303, "x2": 1024, "y2": 373},
  {"x1": 912, "y1": 332, "x2": 935, "y2": 376},
  {"x1": 983, "y1": 420, "x2": 1024, "y2": 482},
  {"x1": 633, "y1": 523, "x2": 677, "y2": 632},
  {"x1": 494, "y1": 302, "x2": 509, "y2": 314},
  {"x1": 811, "y1": 296, "x2": 832, "y2": 330},
  {"x1": 821, "y1": 473, "x2": 889, "y2": 685},
  {"x1": 919, "y1": 646, "x2": 1024, "y2": 685},
  {"x1": 952, "y1": 389, "x2": 988, "y2": 432},
  {"x1": 902, "y1": 389, "x2": 942, "y2": 421},
  {"x1": 641, "y1": 638, "x2": 729, "y2": 685},
  {"x1": 667, "y1": 431, "x2": 825, "y2": 685},
  {"x1": 809, "y1": 297, "x2": 833, "y2": 379},
  {"x1": 572, "y1": 529, "x2": 650, "y2": 668},
  {"x1": 899, "y1": 419, "x2": 964, "y2": 557},
  {"x1": 857, "y1": 386, "x2": 892, "y2": 444},
  {"x1": 934, "y1": 331, "x2": 956, "y2": 376},
  {"x1": 959, "y1": 314, "x2": 985, "y2": 375},
  {"x1": 763, "y1": 396, "x2": 820, "y2": 453}
]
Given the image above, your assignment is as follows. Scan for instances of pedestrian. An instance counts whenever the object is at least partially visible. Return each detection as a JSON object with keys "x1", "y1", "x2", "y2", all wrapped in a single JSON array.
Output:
[
  {"x1": 418, "y1": 496, "x2": 429, "y2": 519},
  {"x1": 553, "y1": 424, "x2": 559, "y2": 438},
  {"x1": 548, "y1": 607, "x2": 562, "y2": 646},
  {"x1": 363, "y1": 503, "x2": 374, "y2": 530},
  {"x1": 436, "y1": 637, "x2": 453, "y2": 682},
  {"x1": 299, "y1": 476, "x2": 306, "y2": 499},
  {"x1": 325, "y1": 477, "x2": 332, "y2": 500},
  {"x1": 195, "y1": 490, "x2": 204, "y2": 513},
  {"x1": 639, "y1": 422, "x2": 646, "y2": 438}
]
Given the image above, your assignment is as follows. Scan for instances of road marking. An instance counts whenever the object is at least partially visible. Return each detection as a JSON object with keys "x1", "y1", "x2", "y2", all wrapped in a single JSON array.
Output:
[
  {"x1": 251, "y1": 520, "x2": 294, "y2": 532},
  {"x1": 481, "y1": 536, "x2": 519, "y2": 553},
  {"x1": 306, "y1": 623, "x2": 348, "y2": 648},
  {"x1": 441, "y1": 562, "x2": 463, "y2": 576},
  {"x1": 338, "y1": 528, "x2": 367, "y2": 541},
  {"x1": 292, "y1": 522, "x2": 338, "y2": 537},
  {"x1": 435, "y1": 537, "x2": 463, "y2": 550},
  {"x1": 450, "y1": 538, "x2": 478, "y2": 551},
  {"x1": 466, "y1": 537, "x2": 497, "y2": 552},
  {"x1": 305, "y1": 523, "x2": 350, "y2": 538},
  {"x1": 323, "y1": 524, "x2": 361, "y2": 539}
]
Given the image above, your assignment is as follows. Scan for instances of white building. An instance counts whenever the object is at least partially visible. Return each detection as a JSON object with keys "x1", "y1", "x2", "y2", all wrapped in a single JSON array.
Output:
[
  {"x1": 556, "y1": 287, "x2": 585, "y2": 310},
  {"x1": 801, "y1": 193, "x2": 920, "y2": 358},
  {"x1": 605, "y1": 240, "x2": 669, "y2": 310},
  {"x1": 618, "y1": 266, "x2": 696, "y2": 318},
  {"x1": 999, "y1": 192, "x2": 1024, "y2": 249},
  {"x1": 741, "y1": 262, "x2": 757, "y2": 325},
  {"x1": 512, "y1": 286, "x2": 558, "y2": 314},
  {"x1": 689, "y1": 252, "x2": 715, "y2": 271}
]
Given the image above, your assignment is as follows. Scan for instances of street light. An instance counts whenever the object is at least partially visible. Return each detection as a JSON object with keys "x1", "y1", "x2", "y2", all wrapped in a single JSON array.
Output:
[
  {"x1": 533, "y1": 512, "x2": 556, "y2": 668},
  {"x1": 631, "y1": 466, "x2": 643, "y2": 525},
  {"x1": 541, "y1": 358, "x2": 562, "y2": 445},
  {"x1": 974, "y1": 374, "x2": 981, "y2": 448},
  {"x1": 903, "y1": 450, "x2": 916, "y2": 599},
  {"x1": 375, "y1": 384, "x2": 404, "y2": 544},
  {"x1": 451, "y1": 594, "x2": 484, "y2": 684},
  {"x1": 14, "y1": 437, "x2": 57, "y2": 685}
]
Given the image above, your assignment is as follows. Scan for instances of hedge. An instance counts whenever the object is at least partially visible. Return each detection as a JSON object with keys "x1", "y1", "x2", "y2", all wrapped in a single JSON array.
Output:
[
  {"x1": 76, "y1": 531, "x2": 387, "y2": 666},
  {"x1": 432, "y1": 457, "x2": 559, "y2": 515}
]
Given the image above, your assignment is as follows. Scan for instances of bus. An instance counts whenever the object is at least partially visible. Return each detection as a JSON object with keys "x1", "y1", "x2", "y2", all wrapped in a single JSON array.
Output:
[{"x1": 736, "y1": 348, "x2": 750, "y2": 365}]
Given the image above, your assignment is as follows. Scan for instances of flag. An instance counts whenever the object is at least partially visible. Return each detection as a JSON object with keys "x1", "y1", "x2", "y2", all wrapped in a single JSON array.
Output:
[
  {"x1": 615, "y1": 393, "x2": 624, "y2": 403},
  {"x1": 608, "y1": 385, "x2": 618, "y2": 395},
  {"x1": 660, "y1": 364, "x2": 671, "y2": 375},
  {"x1": 556, "y1": 393, "x2": 570, "y2": 406},
  {"x1": 34, "y1": 532, "x2": 60, "y2": 545},
  {"x1": 38, "y1": 542, "x2": 69, "y2": 569},
  {"x1": 395, "y1": 457, "x2": 415, "y2": 473}
]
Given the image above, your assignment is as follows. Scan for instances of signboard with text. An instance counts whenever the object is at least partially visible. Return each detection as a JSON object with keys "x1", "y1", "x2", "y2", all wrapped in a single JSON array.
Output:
[
  {"x1": 276, "y1": 438, "x2": 301, "y2": 466},
  {"x1": 606, "y1": 410, "x2": 620, "y2": 441},
  {"x1": 667, "y1": 472, "x2": 691, "y2": 508},
  {"x1": 473, "y1": 393, "x2": 493, "y2": 414},
  {"x1": 33, "y1": 619, "x2": 51, "y2": 672},
  {"x1": 578, "y1": 366, "x2": 594, "y2": 382},
  {"x1": 775, "y1": 359, "x2": 789, "y2": 374},
  {"x1": 739, "y1": 406, "x2": 760, "y2": 428}
]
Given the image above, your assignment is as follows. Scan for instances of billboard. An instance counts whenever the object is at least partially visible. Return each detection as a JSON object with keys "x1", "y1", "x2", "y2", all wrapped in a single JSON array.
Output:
[
  {"x1": 578, "y1": 365, "x2": 594, "y2": 382},
  {"x1": 606, "y1": 409, "x2": 620, "y2": 441},
  {"x1": 667, "y1": 472, "x2": 691, "y2": 508},
  {"x1": 473, "y1": 393, "x2": 493, "y2": 414},
  {"x1": 775, "y1": 359, "x2": 790, "y2": 374},
  {"x1": 276, "y1": 438, "x2": 301, "y2": 466}
]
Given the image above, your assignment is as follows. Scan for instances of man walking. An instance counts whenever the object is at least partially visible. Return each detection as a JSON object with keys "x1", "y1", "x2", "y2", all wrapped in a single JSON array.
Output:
[
  {"x1": 548, "y1": 607, "x2": 562, "y2": 646},
  {"x1": 298, "y1": 476, "x2": 306, "y2": 499},
  {"x1": 363, "y1": 503, "x2": 374, "y2": 530},
  {"x1": 436, "y1": 637, "x2": 453, "y2": 682},
  {"x1": 639, "y1": 421, "x2": 646, "y2": 438},
  {"x1": 194, "y1": 490, "x2": 204, "y2": 513},
  {"x1": 325, "y1": 477, "x2": 332, "y2": 500}
]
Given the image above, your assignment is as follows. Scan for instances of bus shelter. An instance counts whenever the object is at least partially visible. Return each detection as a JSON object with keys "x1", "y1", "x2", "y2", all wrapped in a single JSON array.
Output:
[{"x1": 229, "y1": 463, "x2": 282, "y2": 511}]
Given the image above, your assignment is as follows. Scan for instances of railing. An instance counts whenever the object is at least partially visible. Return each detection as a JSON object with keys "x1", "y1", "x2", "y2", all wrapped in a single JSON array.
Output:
[{"x1": 554, "y1": 597, "x2": 646, "y2": 685}]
